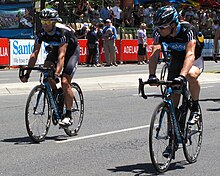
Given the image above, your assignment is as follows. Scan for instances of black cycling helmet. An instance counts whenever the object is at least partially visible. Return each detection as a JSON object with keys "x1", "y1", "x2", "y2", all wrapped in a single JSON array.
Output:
[
  {"x1": 40, "y1": 8, "x2": 59, "y2": 21},
  {"x1": 153, "y1": 6, "x2": 179, "y2": 28}
]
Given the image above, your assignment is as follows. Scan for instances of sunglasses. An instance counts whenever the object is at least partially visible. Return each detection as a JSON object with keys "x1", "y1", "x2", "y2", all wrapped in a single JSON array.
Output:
[
  {"x1": 156, "y1": 25, "x2": 170, "y2": 30},
  {"x1": 41, "y1": 20, "x2": 54, "y2": 25}
]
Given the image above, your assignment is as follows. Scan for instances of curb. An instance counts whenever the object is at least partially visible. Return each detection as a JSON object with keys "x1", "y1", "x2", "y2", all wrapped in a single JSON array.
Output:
[{"x1": 0, "y1": 73, "x2": 219, "y2": 95}]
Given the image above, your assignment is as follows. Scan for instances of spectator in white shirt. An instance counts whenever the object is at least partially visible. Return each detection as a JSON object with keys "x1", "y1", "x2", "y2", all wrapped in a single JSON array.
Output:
[{"x1": 111, "y1": 0, "x2": 122, "y2": 28}]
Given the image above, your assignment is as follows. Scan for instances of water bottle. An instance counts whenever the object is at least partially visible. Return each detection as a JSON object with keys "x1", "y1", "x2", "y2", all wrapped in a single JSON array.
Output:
[{"x1": 197, "y1": 32, "x2": 204, "y2": 43}]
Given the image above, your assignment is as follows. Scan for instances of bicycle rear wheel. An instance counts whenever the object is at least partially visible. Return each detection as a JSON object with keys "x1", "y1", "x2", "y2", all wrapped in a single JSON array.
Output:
[
  {"x1": 160, "y1": 63, "x2": 168, "y2": 97},
  {"x1": 149, "y1": 102, "x2": 175, "y2": 173},
  {"x1": 25, "y1": 85, "x2": 52, "y2": 143},
  {"x1": 183, "y1": 105, "x2": 203, "y2": 163},
  {"x1": 64, "y1": 82, "x2": 84, "y2": 136}
]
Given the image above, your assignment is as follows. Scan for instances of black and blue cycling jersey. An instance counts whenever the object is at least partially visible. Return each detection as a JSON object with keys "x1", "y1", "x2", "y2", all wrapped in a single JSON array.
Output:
[
  {"x1": 153, "y1": 22, "x2": 204, "y2": 80},
  {"x1": 35, "y1": 23, "x2": 78, "y2": 59},
  {"x1": 35, "y1": 23, "x2": 79, "y2": 77},
  {"x1": 153, "y1": 22, "x2": 203, "y2": 61}
]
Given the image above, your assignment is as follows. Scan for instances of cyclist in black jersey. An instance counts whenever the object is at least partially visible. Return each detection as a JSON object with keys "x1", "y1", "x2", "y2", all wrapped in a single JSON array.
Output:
[
  {"x1": 147, "y1": 6, "x2": 204, "y2": 156},
  {"x1": 20, "y1": 8, "x2": 80, "y2": 127}
]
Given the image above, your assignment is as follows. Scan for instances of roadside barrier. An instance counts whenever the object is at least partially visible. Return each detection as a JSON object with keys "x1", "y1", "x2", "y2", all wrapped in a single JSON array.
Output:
[{"x1": 0, "y1": 38, "x2": 217, "y2": 67}]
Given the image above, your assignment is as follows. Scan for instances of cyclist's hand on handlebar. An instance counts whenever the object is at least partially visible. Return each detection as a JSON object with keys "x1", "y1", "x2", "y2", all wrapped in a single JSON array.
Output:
[
  {"x1": 147, "y1": 74, "x2": 159, "y2": 86},
  {"x1": 20, "y1": 73, "x2": 29, "y2": 83},
  {"x1": 173, "y1": 75, "x2": 186, "y2": 86}
]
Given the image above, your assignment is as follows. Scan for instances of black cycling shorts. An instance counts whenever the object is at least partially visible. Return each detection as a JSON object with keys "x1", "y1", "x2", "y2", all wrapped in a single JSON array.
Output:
[
  {"x1": 138, "y1": 44, "x2": 146, "y2": 56},
  {"x1": 167, "y1": 56, "x2": 184, "y2": 81},
  {"x1": 45, "y1": 46, "x2": 79, "y2": 77}
]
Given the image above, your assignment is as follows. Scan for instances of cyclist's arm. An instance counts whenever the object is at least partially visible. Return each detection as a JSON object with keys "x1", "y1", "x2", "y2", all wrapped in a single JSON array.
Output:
[
  {"x1": 179, "y1": 39, "x2": 196, "y2": 77},
  {"x1": 26, "y1": 43, "x2": 41, "y2": 75},
  {"x1": 56, "y1": 43, "x2": 68, "y2": 76},
  {"x1": 149, "y1": 42, "x2": 161, "y2": 75},
  {"x1": 214, "y1": 29, "x2": 220, "y2": 54}
]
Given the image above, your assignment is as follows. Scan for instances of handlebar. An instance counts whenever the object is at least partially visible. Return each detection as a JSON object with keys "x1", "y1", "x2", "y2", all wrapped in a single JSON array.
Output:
[
  {"x1": 138, "y1": 78, "x2": 182, "y2": 99},
  {"x1": 19, "y1": 66, "x2": 55, "y2": 79}
]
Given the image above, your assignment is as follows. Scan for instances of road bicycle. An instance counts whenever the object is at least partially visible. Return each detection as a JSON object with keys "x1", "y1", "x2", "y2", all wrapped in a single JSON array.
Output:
[
  {"x1": 19, "y1": 66, "x2": 84, "y2": 143},
  {"x1": 160, "y1": 42, "x2": 171, "y2": 97},
  {"x1": 138, "y1": 78, "x2": 203, "y2": 173}
]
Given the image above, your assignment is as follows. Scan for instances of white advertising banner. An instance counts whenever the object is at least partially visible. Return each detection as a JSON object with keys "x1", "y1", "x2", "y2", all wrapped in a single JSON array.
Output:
[
  {"x1": 202, "y1": 39, "x2": 213, "y2": 57},
  {"x1": 9, "y1": 39, "x2": 46, "y2": 66}
]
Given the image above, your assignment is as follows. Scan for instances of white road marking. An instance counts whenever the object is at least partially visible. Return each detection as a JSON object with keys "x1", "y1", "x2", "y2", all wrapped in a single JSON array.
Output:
[
  {"x1": 56, "y1": 125, "x2": 150, "y2": 143},
  {"x1": 201, "y1": 86, "x2": 214, "y2": 89}
]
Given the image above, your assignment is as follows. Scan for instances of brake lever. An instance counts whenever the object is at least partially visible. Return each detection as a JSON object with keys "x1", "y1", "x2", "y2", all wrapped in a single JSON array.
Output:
[{"x1": 138, "y1": 78, "x2": 148, "y2": 99}]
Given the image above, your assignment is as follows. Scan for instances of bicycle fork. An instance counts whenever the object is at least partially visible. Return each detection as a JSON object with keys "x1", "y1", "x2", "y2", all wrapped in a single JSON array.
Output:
[{"x1": 33, "y1": 88, "x2": 45, "y2": 116}]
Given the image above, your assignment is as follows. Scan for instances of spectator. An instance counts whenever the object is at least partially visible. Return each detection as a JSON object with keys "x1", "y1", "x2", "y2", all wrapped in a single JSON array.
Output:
[
  {"x1": 100, "y1": 2, "x2": 111, "y2": 21},
  {"x1": 138, "y1": 5, "x2": 144, "y2": 24},
  {"x1": 111, "y1": 0, "x2": 122, "y2": 28},
  {"x1": 137, "y1": 23, "x2": 148, "y2": 65},
  {"x1": 77, "y1": 23, "x2": 89, "y2": 39},
  {"x1": 133, "y1": 5, "x2": 141, "y2": 27},
  {"x1": 143, "y1": 4, "x2": 154, "y2": 28},
  {"x1": 102, "y1": 19, "x2": 118, "y2": 67},
  {"x1": 212, "y1": 20, "x2": 219, "y2": 38},
  {"x1": 199, "y1": 9, "x2": 207, "y2": 32},
  {"x1": 95, "y1": 22, "x2": 104, "y2": 66},
  {"x1": 91, "y1": 11, "x2": 102, "y2": 26},
  {"x1": 184, "y1": 6, "x2": 195, "y2": 19},
  {"x1": 72, "y1": 2, "x2": 83, "y2": 22},
  {"x1": 86, "y1": 25, "x2": 99, "y2": 67},
  {"x1": 75, "y1": 14, "x2": 84, "y2": 23},
  {"x1": 122, "y1": 6, "x2": 133, "y2": 27}
]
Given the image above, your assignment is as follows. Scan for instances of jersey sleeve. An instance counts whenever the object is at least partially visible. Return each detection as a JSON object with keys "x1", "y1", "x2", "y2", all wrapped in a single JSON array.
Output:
[
  {"x1": 186, "y1": 28, "x2": 195, "y2": 42},
  {"x1": 185, "y1": 24, "x2": 197, "y2": 42},
  {"x1": 35, "y1": 31, "x2": 43, "y2": 45}
]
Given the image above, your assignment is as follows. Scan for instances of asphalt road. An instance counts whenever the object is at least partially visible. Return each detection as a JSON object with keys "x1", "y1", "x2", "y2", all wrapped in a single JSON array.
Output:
[{"x1": 0, "y1": 61, "x2": 220, "y2": 176}]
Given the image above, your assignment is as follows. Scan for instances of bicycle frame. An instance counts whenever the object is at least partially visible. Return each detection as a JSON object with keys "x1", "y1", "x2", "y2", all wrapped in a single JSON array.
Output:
[
  {"x1": 41, "y1": 72, "x2": 62, "y2": 120},
  {"x1": 163, "y1": 86, "x2": 182, "y2": 144}
]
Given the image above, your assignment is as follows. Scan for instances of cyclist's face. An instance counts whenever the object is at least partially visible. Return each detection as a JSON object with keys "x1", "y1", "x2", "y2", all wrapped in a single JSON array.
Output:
[
  {"x1": 41, "y1": 20, "x2": 56, "y2": 32},
  {"x1": 157, "y1": 26, "x2": 172, "y2": 37}
]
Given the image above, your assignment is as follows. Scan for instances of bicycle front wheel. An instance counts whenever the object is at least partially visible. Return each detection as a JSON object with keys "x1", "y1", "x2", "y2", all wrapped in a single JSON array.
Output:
[
  {"x1": 160, "y1": 63, "x2": 168, "y2": 97},
  {"x1": 64, "y1": 82, "x2": 84, "y2": 136},
  {"x1": 149, "y1": 102, "x2": 175, "y2": 173},
  {"x1": 25, "y1": 85, "x2": 52, "y2": 143},
  {"x1": 183, "y1": 105, "x2": 203, "y2": 163}
]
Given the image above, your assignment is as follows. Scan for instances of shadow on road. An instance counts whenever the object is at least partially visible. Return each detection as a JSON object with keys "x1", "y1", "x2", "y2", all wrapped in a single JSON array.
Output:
[
  {"x1": 200, "y1": 98, "x2": 220, "y2": 111},
  {"x1": 107, "y1": 160, "x2": 189, "y2": 175},
  {"x1": 1, "y1": 135, "x2": 70, "y2": 145},
  {"x1": 145, "y1": 94, "x2": 162, "y2": 98}
]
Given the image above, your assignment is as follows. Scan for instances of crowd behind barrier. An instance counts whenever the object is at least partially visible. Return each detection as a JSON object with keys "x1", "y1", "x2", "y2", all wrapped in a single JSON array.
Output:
[{"x1": 58, "y1": 0, "x2": 220, "y2": 39}]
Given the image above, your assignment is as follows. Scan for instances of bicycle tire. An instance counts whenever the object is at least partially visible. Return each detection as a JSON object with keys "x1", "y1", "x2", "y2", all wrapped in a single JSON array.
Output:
[
  {"x1": 64, "y1": 82, "x2": 84, "y2": 136},
  {"x1": 149, "y1": 102, "x2": 175, "y2": 173},
  {"x1": 160, "y1": 63, "x2": 168, "y2": 97},
  {"x1": 183, "y1": 105, "x2": 203, "y2": 163},
  {"x1": 25, "y1": 85, "x2": 52, "y2": 143}
]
